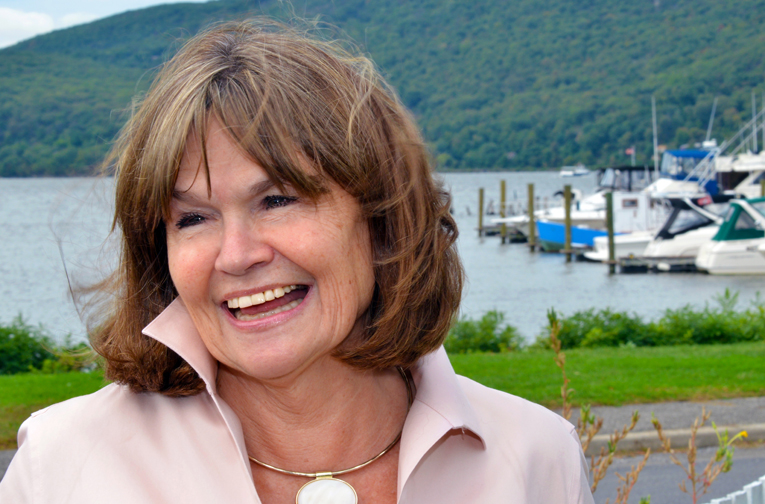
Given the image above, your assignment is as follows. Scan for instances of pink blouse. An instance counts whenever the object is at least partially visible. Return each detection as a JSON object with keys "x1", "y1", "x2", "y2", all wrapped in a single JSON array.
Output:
[{"x1": 0, "y1": 299, "x2": 594, "y2": 503}]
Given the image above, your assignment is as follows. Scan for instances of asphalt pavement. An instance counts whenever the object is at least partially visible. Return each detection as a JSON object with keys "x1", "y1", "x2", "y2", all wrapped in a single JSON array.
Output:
[{"x1": 569, "y1": 396, "x2": 765, "y2": 504}]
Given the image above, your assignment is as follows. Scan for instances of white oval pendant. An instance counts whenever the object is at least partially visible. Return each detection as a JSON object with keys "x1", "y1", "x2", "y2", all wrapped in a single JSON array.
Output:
[{"x1": 296, "y1": 477, "x2": 358, "y2": 504}]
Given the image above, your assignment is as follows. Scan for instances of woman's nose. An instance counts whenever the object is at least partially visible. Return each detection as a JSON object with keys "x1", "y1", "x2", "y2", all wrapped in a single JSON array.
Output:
[{"x1": 214, "y1": 221, "x2": 273, "y2": 275}]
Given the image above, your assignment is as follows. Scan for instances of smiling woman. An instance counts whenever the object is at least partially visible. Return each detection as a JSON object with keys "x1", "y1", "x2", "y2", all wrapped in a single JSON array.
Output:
[{"x1": 0, "y1": 19, "x2": 593, "y2": 504}]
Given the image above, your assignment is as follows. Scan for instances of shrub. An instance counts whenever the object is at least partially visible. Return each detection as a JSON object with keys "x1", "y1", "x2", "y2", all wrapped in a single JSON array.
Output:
[
  {"x1": 0, "y1": 316, "x2": 94, "y2": 374},
  {"x1": 534, "y1": 290, "x2": 765, "y2": 349},
  {"x1": 445, "y1": 310, "x2": 523, "y2": 353},
  {"x1": 0, "y1": 316, "x2": 57, "y2": 374}
]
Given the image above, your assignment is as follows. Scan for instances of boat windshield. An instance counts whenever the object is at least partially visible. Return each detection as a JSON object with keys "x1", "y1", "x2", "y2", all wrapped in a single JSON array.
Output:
[
  {"x1": 668, "y1": 210, "x2": 712, "y2": 235},
  {"x1": 734, "y1": 210, "x2": 759, "y2": 230},
  {"x1": 703, "y1": 202, "x2": 731, "y2": 217},
  {"x1": 750, "y1": 201, "x2": 765, "y2": 218},
  {"x1": 597, "y1": 167, "x2": 654, "y2": 191}
]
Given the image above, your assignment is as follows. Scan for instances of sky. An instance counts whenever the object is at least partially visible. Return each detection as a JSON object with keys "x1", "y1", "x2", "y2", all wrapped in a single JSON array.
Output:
[{"x1": 0, "y1": 0, "x2": 211, "y2": 48}]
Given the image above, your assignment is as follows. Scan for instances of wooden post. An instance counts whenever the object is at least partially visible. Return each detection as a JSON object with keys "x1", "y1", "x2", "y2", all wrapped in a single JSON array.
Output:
[
  {"x1": 606, "y1": 191, "x2": 615, "y2": 275},
  {"x1": 761, "y1": 178, "x2": 765, "y2": 197},
  {"x1": 478, "y1": 188, "x2": 484, "y2": 237},
  {"x1": 527, "y1": 183, "x2": 536, "y2": 251},
  {"x1": 564, "y1": 184, "x2": 572, "y2": 262},
  {"x1": 500, "y1": 180, "x2": 507, "y2": 244}
]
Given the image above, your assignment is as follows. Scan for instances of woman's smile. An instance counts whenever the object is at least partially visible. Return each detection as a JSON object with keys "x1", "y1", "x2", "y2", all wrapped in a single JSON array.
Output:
[
  {"x1": 165, "y1": 120, "x2": 375, "y2": 380},
  {"x1": 225, "y1": 284, "x2": 308, "y2": 321}
]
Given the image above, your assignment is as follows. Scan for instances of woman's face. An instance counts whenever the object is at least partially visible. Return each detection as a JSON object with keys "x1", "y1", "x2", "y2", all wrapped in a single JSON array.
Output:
[{"x1": 166, "y1": 122, "x2": 375, "y2": 380}]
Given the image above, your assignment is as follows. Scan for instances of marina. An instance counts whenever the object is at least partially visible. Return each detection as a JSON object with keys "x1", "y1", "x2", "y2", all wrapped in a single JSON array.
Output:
[{"x1": 0, "y1": 173, "x2": 763, "y2": 345}]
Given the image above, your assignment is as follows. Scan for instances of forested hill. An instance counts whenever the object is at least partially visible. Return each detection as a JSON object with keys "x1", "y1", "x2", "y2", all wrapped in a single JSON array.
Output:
[{"x1": 2, "y1": 0, "x2": 765, "y2": 176}]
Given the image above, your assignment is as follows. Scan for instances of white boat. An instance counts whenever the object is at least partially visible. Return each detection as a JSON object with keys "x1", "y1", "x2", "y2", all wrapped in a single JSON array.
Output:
[
  {"x1": 731, "y1": 169, "x2": 765, "y2": 199},
  {"x1": 716, "y1": 151, "x2": 765, "y2": 198},
  {"x1": 583, "y1": 231, "x2": 654, "y2": 262},
  {"x1": 494, "y1": 165, "x2": 662, "y2": 238},
  {"x1": 696, "y1": 197, "x2": 765, "y2": 274},
  {"x1": 643, "y1": 194, "x2": 732, "y2": 259},
  {"x1": 583, "y1": 195, "x2": 731, "y2": 262},
  {"x1": 560, "y1": 164, "x2": 590, "y2": 177}
]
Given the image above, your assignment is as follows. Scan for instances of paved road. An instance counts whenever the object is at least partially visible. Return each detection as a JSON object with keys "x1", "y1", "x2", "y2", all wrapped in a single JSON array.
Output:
[
  {"x1": 0, "y1": 450, "x2": 14, "y2": 481},
  {"x1": 593, "y1": 445, "x2": 765, "y2": 504},
  {"x1": 564, "y1": 396, "x2": 765, "y2": 433}
]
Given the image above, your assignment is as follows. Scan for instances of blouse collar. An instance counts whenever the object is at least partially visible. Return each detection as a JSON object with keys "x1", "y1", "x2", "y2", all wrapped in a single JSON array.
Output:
[{"x1": 142, "y1": 298, "x2": 486, "y2": 497}]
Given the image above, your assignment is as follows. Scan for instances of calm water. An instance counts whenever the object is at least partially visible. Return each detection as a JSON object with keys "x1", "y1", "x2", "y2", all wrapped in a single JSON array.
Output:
[{"x1": 1, "y1": 174, "x2": 762, "y2": 343}]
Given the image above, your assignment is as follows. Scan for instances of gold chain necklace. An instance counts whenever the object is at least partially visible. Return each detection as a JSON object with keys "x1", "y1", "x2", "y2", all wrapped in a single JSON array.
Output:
[{"x1": 248, "y1": 367, "x2": 414, "y2": 504}]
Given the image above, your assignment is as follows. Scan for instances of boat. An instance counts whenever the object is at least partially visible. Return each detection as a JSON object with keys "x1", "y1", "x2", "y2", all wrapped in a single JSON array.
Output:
[
  {"x1": 534, "y1": 182, "x2": 671, "y2": 251},
  {"x1": 535, "y1": 220, "x2": 614, "y2": 252},
  {"x1": 583, "y1": 194, "x2": 731, "y2": 262},
  {"x1": 644, "y1": 194, "x2": 731, "y2": 249},
  {"x1": 695, "y1": 196, "x2": 765, "y2": 274},
  {"x1": 715, "y1": 151, "x2": 765, "y2": 197},
  {"x1": 493, "y1": 165, "x2": 662, "y2": 239},
  {"x1": 731, "y1": 167, "x2": 765, "y2": 199},
  {"x1": 560, "y1": 164, "x2": 590, "y2": 177}
]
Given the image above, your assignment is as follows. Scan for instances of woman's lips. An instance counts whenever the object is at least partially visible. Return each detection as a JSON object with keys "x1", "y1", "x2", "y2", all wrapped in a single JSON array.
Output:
[{"x1": 226, "y1": 286, "x2": 308, "y2": 321}]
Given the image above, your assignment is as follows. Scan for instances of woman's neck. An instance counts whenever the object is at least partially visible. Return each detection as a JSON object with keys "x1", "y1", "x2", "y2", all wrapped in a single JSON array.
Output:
[{"x1": 216, "y1": 357, "x2": 409, "y2": 473}]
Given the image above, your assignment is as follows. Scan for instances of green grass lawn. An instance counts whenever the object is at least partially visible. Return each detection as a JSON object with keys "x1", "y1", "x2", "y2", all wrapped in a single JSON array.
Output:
[
  {"x1": 450, "y1": 341, "x2": 765, "y2": 408},
  {"x1": 1, "y1": 342, "x2": 764, "y2": 450}
]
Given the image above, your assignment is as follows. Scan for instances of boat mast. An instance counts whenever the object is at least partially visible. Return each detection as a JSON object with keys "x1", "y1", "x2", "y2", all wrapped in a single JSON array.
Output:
[
  {"x1": 753, "y1": 90, "x2": 758, "y2": 152},
  {"x1": 706, "y1": 97, "x2": 717, "y2": 142},
  {"x1": 652, "y1": 95, "x2": 659, "y2": 179}
]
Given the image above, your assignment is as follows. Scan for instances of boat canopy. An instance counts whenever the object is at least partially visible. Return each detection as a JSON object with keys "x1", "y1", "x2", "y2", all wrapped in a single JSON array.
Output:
[
  {"x1": 655, "y1": 194, "x2": 732, "y2": 240},
  {"x1": 664, "y1": 149, "x2": 710, "y2": 159},
  {"x1": 712, "y1": 197, "x2": 765, "y2": 241}
]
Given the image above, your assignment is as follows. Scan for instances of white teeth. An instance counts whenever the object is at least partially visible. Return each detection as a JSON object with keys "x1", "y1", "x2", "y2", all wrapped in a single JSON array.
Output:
[
  {"x1": 234, "y1": 299, "x2": 303, "y2": 321},
  {"x1": 226, "y1": 285, "x2": 302, "y2": 309}
]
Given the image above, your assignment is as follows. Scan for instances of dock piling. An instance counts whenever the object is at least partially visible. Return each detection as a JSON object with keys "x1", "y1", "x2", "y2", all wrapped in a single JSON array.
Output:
[
  {"x1": 606, "y1": 192, "x2": 615, "y2": 274},
  {"x1": 478, "y1": 188, "x2": 484, "y2": 237},
  {"x1": 527, "y1": 183, "x2": 536, "y2": 252},
  {"x1": 564, "y1": 184, "x2": 572, "y2": 262},
  {"x1": 500, "y1": 180, "x2": 507, "y2": 244}
]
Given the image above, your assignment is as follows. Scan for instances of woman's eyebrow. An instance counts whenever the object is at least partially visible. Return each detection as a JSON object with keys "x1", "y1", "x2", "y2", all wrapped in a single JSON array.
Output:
[
  {"x1": 248, "y1": 179, "x2": 276, "y2": 197},
  {"x1": 171, "y1": 179, "x2": 277, "y2": 202}
]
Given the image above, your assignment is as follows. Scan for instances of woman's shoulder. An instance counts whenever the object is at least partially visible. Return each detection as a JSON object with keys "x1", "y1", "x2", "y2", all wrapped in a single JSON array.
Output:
[
  {"x1": 23, "y1": 383, "x2": 163, "y2": 432},
  {"x1": 2, "y1": 383, "x2": 255, "y2": 503},
  {"x1": 455, "y1": 374, "x2": 580, "y2": 452},
  {"x1": 18, "y1": 382, "x2": 212, "y2": 447}
]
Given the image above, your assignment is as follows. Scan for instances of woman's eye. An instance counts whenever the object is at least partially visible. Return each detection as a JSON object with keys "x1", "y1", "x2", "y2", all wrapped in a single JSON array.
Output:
[
  {"x1": 175, "y1": 213, "x2": 205, "y2": 229},
  {"x1": 263, "y1": 195, "x2": 298, "y2": 209}
]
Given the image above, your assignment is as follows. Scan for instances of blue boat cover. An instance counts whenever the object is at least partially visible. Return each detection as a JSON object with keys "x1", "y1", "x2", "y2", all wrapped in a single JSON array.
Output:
[
  {"x1": 664, "y1": 149, "x2": 711, "y2": 159},
  {"x1": 536, "y1": 220, "x2": 619, "y2": 248}
]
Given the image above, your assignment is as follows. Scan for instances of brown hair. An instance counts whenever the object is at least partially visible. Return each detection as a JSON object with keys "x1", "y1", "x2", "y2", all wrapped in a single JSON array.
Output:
[{"x1": 91, "y1": 19, "x2": 463, "y2": 395}]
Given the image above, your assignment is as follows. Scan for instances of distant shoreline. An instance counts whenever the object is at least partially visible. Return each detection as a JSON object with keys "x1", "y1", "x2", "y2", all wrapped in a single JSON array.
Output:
[{"x1": 0, "y1": 167, "x2": 562, "y2": 179}]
